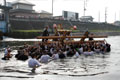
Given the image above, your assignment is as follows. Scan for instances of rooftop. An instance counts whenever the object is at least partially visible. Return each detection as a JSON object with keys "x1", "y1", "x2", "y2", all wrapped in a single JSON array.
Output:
[
  {"x1": 12, "y1": 0, "x2": 35, "y2": 6},
  {"x1": 80, "y1": 16, "x2": 94, "y2": 19},
  {"x1": 40, "y1": 10, "x2": 52, "y2": 15}
]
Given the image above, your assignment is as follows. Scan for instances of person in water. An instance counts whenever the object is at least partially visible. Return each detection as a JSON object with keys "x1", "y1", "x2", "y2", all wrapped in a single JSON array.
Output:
[
  {"x1": 40, "y1": 50, "x2": 50, "y2": 63},
  {"x1": 28, "y1": 54, "x2": 41, "y2": 73},
  {"x1": 3, "y1": 46, "x2": 12, "y2": 60}
]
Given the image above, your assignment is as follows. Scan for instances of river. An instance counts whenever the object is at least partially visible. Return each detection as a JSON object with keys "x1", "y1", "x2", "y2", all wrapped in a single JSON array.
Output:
[{"x1": 0, "y1": 36, "x2": 120, "y2": 80}]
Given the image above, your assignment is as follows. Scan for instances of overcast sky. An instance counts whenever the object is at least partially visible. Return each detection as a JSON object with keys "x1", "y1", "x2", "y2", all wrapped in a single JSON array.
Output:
[{"x1": 1, "y1": 0, "x2": 120, "y2": 23}]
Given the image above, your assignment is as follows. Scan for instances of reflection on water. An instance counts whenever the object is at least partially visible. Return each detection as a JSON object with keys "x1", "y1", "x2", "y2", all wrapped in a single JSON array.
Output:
[
  {"x1": 0, "y1": 37, "x2": 42, "y2": 49},
  {"x1": 0, "y1": 36, "x2": 120, "y2": 80},
  {"x1": 2, "y1": 36, "x2": 42, "y2": 42},
  {"x1": 0, "y1": 52, "x2": 110, "y2": 77}
]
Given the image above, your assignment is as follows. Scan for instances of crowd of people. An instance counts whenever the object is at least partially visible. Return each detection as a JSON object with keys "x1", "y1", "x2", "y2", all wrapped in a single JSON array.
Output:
[
  {"x1": 2, "y1": 40, "x2": 111, "y2": 73},
  {"x1": 17, "y1": 41, "x2": 111, "y2": 60},
  {"x1": 13, "y1": 40, "x2": 110, "y2": 72}
]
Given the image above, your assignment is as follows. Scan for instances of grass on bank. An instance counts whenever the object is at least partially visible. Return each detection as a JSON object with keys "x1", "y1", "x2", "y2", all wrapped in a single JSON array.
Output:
[
  {"x1": 89, "y1": 30, "x2": 120, "y2": 32},
  {"x1": 11, "y1": 29, "x2": 120, "y2": 33},
  {"x1": 12, "y1": 30, "x2": 43, "y2": 32},
  {"x1": 72, "y1": 29, "x2": 120, "y2": 33},
  {"x1": 12, "y1": 29, "x2": 80, "y2": 33}
]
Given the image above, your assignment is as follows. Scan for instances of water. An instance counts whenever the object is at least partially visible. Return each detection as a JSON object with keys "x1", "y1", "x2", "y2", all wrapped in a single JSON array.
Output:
[{"x1": 0, "y1": 36, "x2": 120, "y2": 80}]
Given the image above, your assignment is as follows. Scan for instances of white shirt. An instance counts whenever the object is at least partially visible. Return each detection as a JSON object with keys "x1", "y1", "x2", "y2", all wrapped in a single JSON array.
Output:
[
  {"x1": 52, "y1": 54, "x2": 59, "y2": 60},
  {"x1": 28, "y1": 58, "x2": 40, "y2": 68},
  {"x1": 83, "y1": 52, "x2": 89, "y2": 55},
  {"x1": 79, "y1": 47, "x2": 83, "y2": 54},
  {"x1": 4, "y1": 48, "x2": 8, "y2": 56},
  {"x1": 40, "y1": 55, "x2": 50, "y2": 63},
  {"x1": 94, "y1": 48, "x2": 100, "y2": 53},
  {"x1": 83, "y1": 51, "x2": 94, "y2": 55},
  {"x1": 50, "y1": 48, "x2": 54, "y2": 54},
  {"x1": 74, "y1": 52, "x2": 80, "y2": 58},
  {"x1": 63, "y1": 51, "x2": 67, "y2": 57}
]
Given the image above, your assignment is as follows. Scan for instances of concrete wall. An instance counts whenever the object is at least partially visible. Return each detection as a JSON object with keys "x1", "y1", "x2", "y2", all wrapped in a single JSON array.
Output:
[
  {"x1": 9, "y1": 18, "x2": 120, "y2": 31},
  {"x1": 40, "y1": 13, "x2": 52, "y2": 18}
]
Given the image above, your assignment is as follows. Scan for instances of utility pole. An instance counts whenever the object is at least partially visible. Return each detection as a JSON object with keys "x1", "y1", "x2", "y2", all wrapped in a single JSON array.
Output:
[
  {"x1": 4, "y1": 0, "x2": 6, "y2": 6},
  {"x1": 83, "y1": 0, "x2": 86, "y2": 16},
  {"x1": 98, "y1": 11, "x2": 100, "y2": 22},
  {"x1": 4, "y1": 0, "x2": 7, "y2": 21},
  {"x1": 3, "y1": 0, "x2": 11, "y2": 33},
  {"x1": 119, "y1": 11, "x2": 120, "y2": 21},
  {"x1": 52, "y1": 0, "x2": 54, "y2": 16},
  {"x1": 115, "y1": 12, "x2": 116, "y2": 21},
  {"x1": 83, "y1": 0, "x2": 88, "y2": 16},
  {"x1": 105, "y1": 7, "x2": 107, "y2": 23}
]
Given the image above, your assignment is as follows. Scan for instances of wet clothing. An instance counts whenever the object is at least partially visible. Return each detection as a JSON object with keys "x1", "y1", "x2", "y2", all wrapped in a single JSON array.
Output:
[
  {"x1": 83, "y1": 51, "x2": 94, "y2": 55},
  {"x1": 74, "y1": 52, "x2": 80, "y2": 58},
  {"x1": 28, "y1": 58, "x2": 40, "y2": 68},
  {"x1": 52, "y1": 54, "x2": 59, "y2": 60},
  {"x1": 3, "y1": 48, "x2": 12, "y2": 60},
  {"x1": 15, "y1": 50, "x2": 28, "y2": 61},
  {"x1": 40, "y1": 55, "x2": 50, "y2": 63},
  {"x1": 59, "y1": 53, "x2": 66, "y2": 59},
  {"x1": 4, "y1": 49, "x2": 8, "y2": 56},
  {"x1": 106, "y1": 44, "x2": 111, "y2": 52}
]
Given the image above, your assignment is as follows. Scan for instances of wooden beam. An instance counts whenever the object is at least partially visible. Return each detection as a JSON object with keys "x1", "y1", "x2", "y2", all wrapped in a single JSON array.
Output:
[
  {"x1": 37, "y1": 36, "x2": 63, "y2": 39},
  {"x1": 36, "y1": 35, "x2": 107, "y2": 39},
  {"x1": 38, "y1": 40, "x2": 105, "y2": 44}
]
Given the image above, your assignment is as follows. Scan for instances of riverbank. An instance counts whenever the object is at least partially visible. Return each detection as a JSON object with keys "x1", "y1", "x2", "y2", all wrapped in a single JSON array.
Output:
[
  {"x1": 7, "y1": 18, "x2": 120, "y2": 38},
  {"x1": 6, "y1": 31, "x2": 120, "y2": 39},
  {"x1": 72, "y1": 31, "x2": 120, "y2": 36}
]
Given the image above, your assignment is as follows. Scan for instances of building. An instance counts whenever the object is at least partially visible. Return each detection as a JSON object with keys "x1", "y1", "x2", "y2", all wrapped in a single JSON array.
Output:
[
  {"x1": 53, "y1": 16, "x2": 64, "y2": 20},
  {"x1": 114, "y1": 21, "x2": 120, "y2": 26},
  {"x1": 39, "y1": 10, "x2": 52, "y2": 18},
  {"x1": 6, "y1": 2, "x2": 12, "y2": 7},
  {"x1": 62, "y1": 11, "x2": 79, "y2": 21},
  {"x1": 80, "y1": 16, "x2": 94, "y2": 22},
  {"x1": 9, "y1": 0, "x2": 39, "y2": 18}
]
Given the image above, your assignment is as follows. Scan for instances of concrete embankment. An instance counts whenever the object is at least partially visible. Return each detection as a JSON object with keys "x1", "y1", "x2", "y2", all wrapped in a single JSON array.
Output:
[
  {"x1": 93, "y1": 32, "x2": 120, "y2": 36},
  {"x1": 7, "y1": 32, "x2": 43, "y2": 39},
  {"x1": 8, "y1": 18, "x2": 120, "y2": 38}
]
